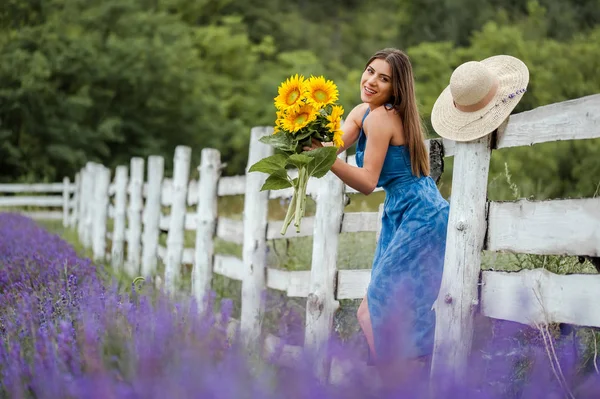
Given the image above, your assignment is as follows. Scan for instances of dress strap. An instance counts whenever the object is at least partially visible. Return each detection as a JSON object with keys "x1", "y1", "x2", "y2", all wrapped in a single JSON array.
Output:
[
  {"x1": 357, "y1": 107, "x2": 370, "y2": 151},
  {"x1": 361, "y1": 107, "x2": 371, "y2": 125}
]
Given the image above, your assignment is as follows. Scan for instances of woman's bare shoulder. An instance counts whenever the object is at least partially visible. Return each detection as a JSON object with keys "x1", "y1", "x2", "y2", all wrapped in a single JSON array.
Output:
[
  {"x1": 364, "y1": 105, "x2": 399, "y2": 129},
  {"x1": 346, "y1": 103, "x2": 370, "y2": 126}
]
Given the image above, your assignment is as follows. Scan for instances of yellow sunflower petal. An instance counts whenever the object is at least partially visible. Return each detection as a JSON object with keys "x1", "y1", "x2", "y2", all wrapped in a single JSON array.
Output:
[
  {"x1": 306, "y1": 75, "x2": 339, "y2": 108},
  {"x1": 333, "y1": 129, "x2": 344, "y2": 148},
  {"x1": 326, "y1": 105, "x2": 344, "y2": 132},
  {"x1": 281, "y1": 103, "x2": 318, "y2": 133},
  {"x1": 274, "y1": 74, "x2": 308, "y2": 110}
]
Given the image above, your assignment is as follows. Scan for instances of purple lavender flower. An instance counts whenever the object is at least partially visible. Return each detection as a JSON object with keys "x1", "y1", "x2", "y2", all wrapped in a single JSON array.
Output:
[{"x1": 1, "y1": 212, "x2": 599, "y2": 398}]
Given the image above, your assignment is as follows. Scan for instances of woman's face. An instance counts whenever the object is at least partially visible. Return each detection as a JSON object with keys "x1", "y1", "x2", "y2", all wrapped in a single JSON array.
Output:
[{"x1": 360, "y1": 58, "x2": 393, "y2": 107}]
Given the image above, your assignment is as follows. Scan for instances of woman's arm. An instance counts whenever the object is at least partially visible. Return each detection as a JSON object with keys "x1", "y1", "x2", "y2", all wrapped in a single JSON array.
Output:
[
  {"x1": 307, "y1": 106, "x2": 394, "y2": 195},
  {"x1": 334, "y1": 103, "x2": 369, "y2": 154}
]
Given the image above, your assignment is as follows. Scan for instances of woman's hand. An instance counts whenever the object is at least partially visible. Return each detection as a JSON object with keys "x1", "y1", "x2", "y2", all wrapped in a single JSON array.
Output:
[{"x1": 303, "y1": 138, "x2": 325, "y2": 152}]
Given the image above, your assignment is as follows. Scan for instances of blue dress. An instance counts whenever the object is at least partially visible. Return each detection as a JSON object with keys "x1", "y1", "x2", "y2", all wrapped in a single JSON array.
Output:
[{"x1": 355, "y1": 107, "x2": 450, "y2": 362}]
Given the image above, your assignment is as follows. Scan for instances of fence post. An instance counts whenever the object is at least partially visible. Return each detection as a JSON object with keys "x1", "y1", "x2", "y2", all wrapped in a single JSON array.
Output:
[
  {"x1": 61, "y1": 177, "x2": 70, "y2": 227},
  {"x1": 192, "y1": 148, "x2": 221, "y2": 311},
  {"x1": 141, "y1": 155, "x2": 165, "y2": 278},
  {"x1": 165, "y1": 146, "x2": 192, "y2": 294},
  {"x1": 431, "y1": 135, "x2": 492, "y2": 383},
  {"x1": 304, "y1": 152, "x2": 346, "y2": 380},
  {"x1": 92, "y1": 165, "x2": 111, "y2": 262},
  {"x1": 240, "y1": 127, "x2": 273, "y2": 346},
  {"x1": 70, "y1": 172, "x2": 80, "y2": 228},
  {"x1": 126, "y1": 157, "x2": 145, "y2": 277},
  {"x1": 76, "y1": 168, "x2": 87, "y2": 241},
  {"x1": 111, "y1": 165, "x2": 128, "y2": 271},
  {"x1": 82, "y1": 162, "x2": 96, "y2": 249}
]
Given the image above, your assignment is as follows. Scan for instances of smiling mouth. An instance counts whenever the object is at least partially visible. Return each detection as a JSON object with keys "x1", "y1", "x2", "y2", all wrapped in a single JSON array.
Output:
[{"x1": 364, "y1": 86, "x2": 376, "y2": 95}]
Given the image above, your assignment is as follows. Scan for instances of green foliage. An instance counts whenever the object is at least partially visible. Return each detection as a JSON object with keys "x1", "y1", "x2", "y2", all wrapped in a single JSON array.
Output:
[{"x1": 0, "y1": 0, "x2": 598, "y2": 202}]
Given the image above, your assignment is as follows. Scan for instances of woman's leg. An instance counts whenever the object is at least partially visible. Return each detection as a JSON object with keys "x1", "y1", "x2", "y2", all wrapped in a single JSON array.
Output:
[{"x1": 357, "y1": 295, "x2": 377, "y2": 363}]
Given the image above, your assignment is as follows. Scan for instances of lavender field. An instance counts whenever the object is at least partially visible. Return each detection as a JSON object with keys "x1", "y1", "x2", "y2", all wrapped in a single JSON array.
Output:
[{"x1": 1, "y1": 212, "x2": 599, "y2": 398}]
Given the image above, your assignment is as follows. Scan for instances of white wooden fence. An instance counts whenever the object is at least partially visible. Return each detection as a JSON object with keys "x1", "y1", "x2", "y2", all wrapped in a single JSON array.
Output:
[
  {"x1": 431, "y1": 93, "x2": 600, "y2": 382},
  {"x1": 0, "y1": 178, "x2": 77, "y2": 226},
  {"x1": 4, "y1": 93, "x2": 599, "y2": 383}
]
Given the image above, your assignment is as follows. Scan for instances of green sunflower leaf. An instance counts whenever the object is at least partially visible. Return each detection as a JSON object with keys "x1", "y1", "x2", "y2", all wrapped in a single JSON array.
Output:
[
  {"x1": 260, "y1": 169, "x2": 293, "y2": 191},
  {"x1": 286, "y1": 153, "x2": 313, "y2": 169},
  {"x1": 305, "y1": 146, "x2": 338, "y2": 178},
  {"x1": 249, "y1": 153, "x2": 288, "y2": 175},
  {"x1": 259, "y1": 132, "x2": 296, "y2": 153},
  {"x1": 294, "y1": 129, "x2": 314, "y2": 141}
]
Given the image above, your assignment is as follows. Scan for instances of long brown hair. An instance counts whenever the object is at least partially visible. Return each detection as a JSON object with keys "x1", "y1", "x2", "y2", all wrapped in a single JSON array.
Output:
[{"x1": 365, "y1": 48, "x2": 430, "y2": 177}]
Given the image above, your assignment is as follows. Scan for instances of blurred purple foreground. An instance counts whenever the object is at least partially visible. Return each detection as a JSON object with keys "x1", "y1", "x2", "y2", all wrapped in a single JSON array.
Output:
[{"x1": 1, "y1": 212, "x2": 599, "y2": 398}]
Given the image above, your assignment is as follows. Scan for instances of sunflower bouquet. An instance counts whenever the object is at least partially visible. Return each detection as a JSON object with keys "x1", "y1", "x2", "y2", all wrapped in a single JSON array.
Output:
[{"x1": 249, "y1": 74, "x2": 344, "y2": 235}]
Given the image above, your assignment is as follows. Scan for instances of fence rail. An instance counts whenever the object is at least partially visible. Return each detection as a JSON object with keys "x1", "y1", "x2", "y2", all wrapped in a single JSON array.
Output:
[
  {"x1": 0, "y1": 178, "x2": 77, "y2": 224},
  {"x1": 3, "y1": 93, "x2": 599, "y2": 383}
]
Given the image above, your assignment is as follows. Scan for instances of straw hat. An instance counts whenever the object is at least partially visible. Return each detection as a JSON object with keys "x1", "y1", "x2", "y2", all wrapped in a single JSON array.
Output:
[{"x1": 431, "y1": 55, "x2": 529, "y2": 142}]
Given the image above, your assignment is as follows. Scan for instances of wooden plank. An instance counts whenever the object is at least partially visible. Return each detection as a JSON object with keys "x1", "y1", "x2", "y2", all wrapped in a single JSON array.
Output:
[
  {"x1": 287, "y1": 271, "x2": 311, "y2": 297},
  {"x1": 481, "y1": 269, "x2": 600, "y2": 328},
  {"x1": 159, "y1": 212, "x2": 197, "y2": 231},
  {"x1": 0, "y1": 183, "x2": 75, "y2": 193},
  {"x1": 181, "y1": 248, "x2": 194, "y2": 265},
  {"x1": 240, "y1": 127, "x2": 272, "y2": 345},
  {"x1": 336, "y1": 269, "x2": 371, "y2": 299},
  {"x1": 157, "y1": 245, "x2": 166, "y2": 260},
  {"x1": 69, "y1": 172, "x2": 80, "y2": 227},
  {"x1": 265, "y1": 268, "x2": 290, "y2": 291},
  {"x1": 214, "y1": 254, "x2": 244, "y2": 281},
  {"x1": 161, "y1": 178, "x2": 172, "y2": 206},
  {"x1": 165, "y1": 146, "x2": 192, "y2": 293},
  {"x1": 432, "y1": 135, "x2": 492, "y2": 382},
  {"x1": 497, "y1": 93, "x2": 600, "y2": 149},
  {"x1": 62, "y1": 177, "x2": 70, "y2": 227},
  {"x1": 217, "y1": 175, "x2": 246, "y2": 196},
  {"x1": 126, "y1": 157, "x2": 144, "y2": 277},
  {"x1": 267, "y1": 216, "x2": 314, "y2": 239},
  {"x1": 487, "y1": 197, "x2": 600, "y2": 257},
  {"x1": 187, "y1": 179, "x2": 198, "y2": 205},
  {"x1": 216, "y1": 217, "x2": 244, "y2": 244},
  {"x1": 329, "y1": 357, "x2": 373, "y2": 386},
  {"x1": 192, "y1": 148, "x2": 222, "y2": 309},
  {"x1": 18, "y1": 211, "x2": 63, "y2": 220},
  {"x1": 263, "y1": 333, "x2": 303, "y2": 367},
  {"x1": 340, "y1": 212, "x2": 379, "y2": 233},
  {"x1": 265, "y1": 269, "x2": 311, "y2": 297},
  {"x1": 91, "y1": 166, "x2": 111, "y2": 262},
  {"x1": 441, "y1": 138, "x2": 456, "y2": 157},
  {"x1": 141, "y1": 156, "x2": 164, "y2": 277},
  {"x1": 111, "y1": 165, "x2": 128, "y2": 271},
  {"x1": 0, "y1": 196, "x2": 63, "y2": 207},
  {"x1": 80, "y1": 163, "x2": 95, "y2": 248},
  {"x1": 304, "y1": 164, "x2": 345, "y2": 376},
  {"x1": 159, "y1": 213, "x2": 168, "y2": 231}
]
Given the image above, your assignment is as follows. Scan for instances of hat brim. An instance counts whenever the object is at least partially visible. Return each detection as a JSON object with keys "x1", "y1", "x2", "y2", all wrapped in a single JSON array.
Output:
[{"x1": 431, "y1": 55, "x2": 529, "y2": 142}]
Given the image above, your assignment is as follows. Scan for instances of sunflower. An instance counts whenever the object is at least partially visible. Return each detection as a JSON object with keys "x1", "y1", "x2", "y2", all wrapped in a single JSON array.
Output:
[
  {"x1": 333, "y1": 129, "x2": 344, "y2": 148},
  {"x1": 326, "y1": 105, "x2": 344, "y2": 147},
  {"x1": 273, "y1": 109, "x2": 286, "y2": 133},
  {"x1": 274, "y1": 74, "x2": 308, "y2": 111},
  {"x1": 280, "y1": 103, "x2": 318, "y2": 133},
  {"x1": 305, "y1": 76, "x2": 338, "y2": 108},
  {"x1": 326, "y1": 105, "x2": 344, "y2": 131}
]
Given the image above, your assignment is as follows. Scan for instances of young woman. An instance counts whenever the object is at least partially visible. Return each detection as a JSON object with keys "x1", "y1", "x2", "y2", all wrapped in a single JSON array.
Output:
[{"x1": 304, "y1": 48, "x2": 449, "y2": 371}]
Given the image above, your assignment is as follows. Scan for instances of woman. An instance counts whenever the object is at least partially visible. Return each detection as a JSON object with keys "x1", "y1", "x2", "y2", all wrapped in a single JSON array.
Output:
[{"x1": 304, "y1": 48, "x2": 449, "y2": 371}]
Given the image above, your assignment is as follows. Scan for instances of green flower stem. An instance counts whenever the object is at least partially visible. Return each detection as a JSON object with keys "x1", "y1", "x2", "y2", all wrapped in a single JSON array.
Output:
[
  {"x1": 294, "y1": 166, "x2": 308, "y2": 232},
  {"x1": 281, "y1": 185, "x2": 297, "y2": 235}
]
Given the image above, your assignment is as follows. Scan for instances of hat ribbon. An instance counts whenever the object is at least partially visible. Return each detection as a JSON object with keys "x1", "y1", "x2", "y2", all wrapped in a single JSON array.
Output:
[{"x1": 453, "y1": 79, "x2": 499, "y2": 113}]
